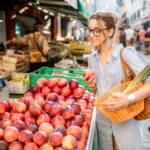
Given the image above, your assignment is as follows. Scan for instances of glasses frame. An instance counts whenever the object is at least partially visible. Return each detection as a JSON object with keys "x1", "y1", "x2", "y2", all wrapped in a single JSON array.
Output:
[{"x1": 88, "y1": 28, "x2": 109, "y2": 37}]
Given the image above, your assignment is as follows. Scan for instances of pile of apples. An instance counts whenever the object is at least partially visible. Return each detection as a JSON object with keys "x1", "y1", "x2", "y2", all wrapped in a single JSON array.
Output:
[{"x1": 0, "y1": 77, "x2": 95, "y2": 150}]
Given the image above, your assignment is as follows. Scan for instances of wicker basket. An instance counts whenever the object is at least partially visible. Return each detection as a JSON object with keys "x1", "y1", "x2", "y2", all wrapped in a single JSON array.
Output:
[{"x1": 94, "y1": 81, "x2": 144, "y2": 123}]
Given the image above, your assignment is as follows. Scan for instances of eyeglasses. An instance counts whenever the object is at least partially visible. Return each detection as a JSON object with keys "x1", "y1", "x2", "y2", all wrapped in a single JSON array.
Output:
[{"x1": 88, "y1": 28, "x2": 109, "y2": 37}]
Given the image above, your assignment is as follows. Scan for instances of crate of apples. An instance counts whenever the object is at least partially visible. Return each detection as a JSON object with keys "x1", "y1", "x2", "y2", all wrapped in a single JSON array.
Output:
[{"x1": 0, "y1": 77, "x2": 95, "y2": 150}]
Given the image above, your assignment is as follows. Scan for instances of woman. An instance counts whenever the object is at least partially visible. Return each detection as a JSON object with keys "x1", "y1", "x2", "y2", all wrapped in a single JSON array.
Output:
[{"x1": 83, "y1": 11, "x2": 150, "y2": 150}]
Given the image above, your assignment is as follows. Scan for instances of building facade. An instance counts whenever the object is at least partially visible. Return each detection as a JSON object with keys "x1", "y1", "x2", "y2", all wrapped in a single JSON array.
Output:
[{"x1": 117, "y1": 0, "x2": 150, "y2": 29}]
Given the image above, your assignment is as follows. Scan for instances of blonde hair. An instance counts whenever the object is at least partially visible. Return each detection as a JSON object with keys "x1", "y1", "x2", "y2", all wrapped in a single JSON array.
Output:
[{"x1": 89, "y1": 11, "x2": 118, "y2": 38}]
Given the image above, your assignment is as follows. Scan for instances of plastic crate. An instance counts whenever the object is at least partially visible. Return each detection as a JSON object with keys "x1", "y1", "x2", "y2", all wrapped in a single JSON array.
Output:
[
  {"x1": 69, "y1": 42, "x2": 91, "y2": 54},
  {"x1": 37, "y1": 67, "x2": 83, "y2": 76},
  {"x1": 30, "y1": 67, "x2": 90, "y2": 91}
]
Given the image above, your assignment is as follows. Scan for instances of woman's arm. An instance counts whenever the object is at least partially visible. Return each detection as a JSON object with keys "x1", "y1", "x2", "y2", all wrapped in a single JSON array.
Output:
[{"x1": 133, "y1": 81, "x2": 150, "y2": 101}]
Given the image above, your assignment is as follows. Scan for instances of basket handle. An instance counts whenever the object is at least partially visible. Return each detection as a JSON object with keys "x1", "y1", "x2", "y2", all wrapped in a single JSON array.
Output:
[{"x1": 120, "y1": 48, "x2": 136, "y2": 79}]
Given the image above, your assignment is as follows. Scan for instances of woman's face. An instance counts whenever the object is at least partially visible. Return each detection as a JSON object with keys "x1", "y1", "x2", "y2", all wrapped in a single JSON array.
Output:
[{"x1": 88, "y1": 19, "x2": 109, "y2": 47}]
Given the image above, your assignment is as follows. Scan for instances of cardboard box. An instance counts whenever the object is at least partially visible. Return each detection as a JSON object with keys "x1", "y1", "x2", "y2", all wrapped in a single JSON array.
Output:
[
  {"x1": 6, "y1": 73, "x2": 29, "y2": 94},
  {"x1": 0, "y1": 87, "x2": 9, "y2": 101}
]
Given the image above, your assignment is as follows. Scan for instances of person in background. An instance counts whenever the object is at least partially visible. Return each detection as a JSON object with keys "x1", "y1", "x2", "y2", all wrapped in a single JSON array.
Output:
[
  {"x1": 139, "y1": 26, "x2": 146, "y2": 52},
  {"x1": 133, "y1": 29, "x2": 138, "y2": 49},
  {"x1": 125, "y1": 25, "x2": 134, "y2": 46},
  {"x1": 83, "y1": 10, "x2": 150, "y2": 150},
  {"x1": 144, "y1": 27, "x2": 150, "y2": 55},
  {"x1": 4, "y1": 22, "x2": 50, "y2": 71},
  {"x1": 118, "y1": 27, "x2": 126, "y2": 47}
]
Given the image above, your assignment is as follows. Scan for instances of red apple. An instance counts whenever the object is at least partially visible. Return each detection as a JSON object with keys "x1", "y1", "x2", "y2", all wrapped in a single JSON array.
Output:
[
  {"x1": 57, "y1": 78, "x2": 67, "y2": 88},
  {"x1": 1, "y1": 119, "x2": 12, "y2": 129},
  {"x1": 58, "y1": 95, "x2": 65, "y2": 101},
  {"x1": 39, "y1": 122, "x2": 54, "y2": 136},
  {"x1": 54, "y1": 126, "x2": 66, "y2": 136},
  {"x1": 7, "y1": 99, "x2": 15, "y2": 110},
  {"x1": 0, "y1": 140, "x2": 9, "y2": 150},
  {"x1": 4, "y1": 126, "x2": 19, "y2": 142},
  {"x1": 77, "y1": 100, "x2": 87, "y2": 109},
  {"x1": 10, "y1": 113, "x2": 25, "y2": 122},
  {"x1": 43, "y1": 101, "x2": 54, "y2": 113},
  {"x1": 70, "y1": 120, "x2": 80, "y2": 127},
  {"x1": 0, "y1": 101, "x2": 9, "y2": 114},
  {"x1": 24, "y1": 91, "x2": 33, "y2": 97},
  {"x1": 31, "y1": 99, "x2": 43, "y2": 108},
  {"x1": 73, "y1": 115, "x2": 84, "y2": 127},
  {"x1": 29, "y1": 104, "x2": 42, "y2": 118},
  {"x1": 66, "y1": 126, "x2": 82, "y2": 140},
  {"x1": 65, "y1": 99, "x2": 75, "y2": 104},
  {"x1": 85, "y1": 109, "x2": 93, "y2": 118},
  {"x1": 52, "y1": 86, "x2": 61, "y2": 95},
  {"x1": 61, "y1": 86, "x2": 71, "y2": 97},
  {"x1": 33, "y1": 131, "x2": 48, "y2": 145},
  {"x1": 81, "y1": 126, "x2": 88, "y2": 137},
  {"x1": 42, "y1": 86, "x2": 51, "y2": 96},
  {"x1": 12, "y1": 102, "x2": 26, "y2": 113},
  {"x1": 66, "y1": 95, "x2": 75, "y2": 100},
  {"x1": 9, "y1": 141, "x2": 23, "y2": 150},
  {"x1": 34, "y1": 92, "x2": 44, "y2": 99},
  {"x1": 54, "y1": 147, "x2": 64, "y2": 150},
  {"x1": 65, "y1": 120, "x2": 71, "y2": 128},
  {"x1": 62, "y1": 107, "x2": 75, "y2": 120},
  {"x1": 26, "y1": 124, "x2": 38, "y2": 134},
  {"x1": 24, "y1": 111, "x2": 32, "y2": 118},
  {"x1": 77, "y1": 141, "x2": 85, "y2": 150},
  {"x1": 80, "y1": 135, "x2": 87, "y2": 144},
  {"x1": 49, "y1": 104, "x2": 62, "y2": 117},
  {"x1": 18, "y1": 130, "x2": 33, "y2": 143},
  {"x1": 12, "y1": 120, "x2": 26, "y2": 131},
  {"x1": 39, "y1": 143, "x2": 53, "y2": 150},
  {"x1": 37, "y1": 78, "x2": 47, "y2": 88},
  {"x1": 78, "y1": 85, "x2": 85, "y2": 94},
  {"x1": 49, "y1": 132, "x2": 63, "y2": 146},
  {"x1": 47, "y1": 93, "x2": 58, "y2": 101},
  {"x1": 18, "y1": 98, "x2": 30, "y2": 108},
  {"x1": 69, "y1": 79, "x2": 79, "y2": 90},
  {"x1": 37, "y1": 114, "x2": 51, "y2": 126},
  {"x1": 24, "y1": 143, "x2": 39, "y2": 150},
  {"x1": 51, "y1": 116, "x2": 65, "y2": 128},
  {"x1": 83, "y1": 69, "x2": 95, "y2": 80},
  {"x1": 0, "y1": 128, "x2": 4, "y2": 140},
  {"x1": 0, "y1": 112, "x2": 11, "y2": 120},
  {"x1": 24, "y1": 117, "x2": 36, "y2": 126},
  {"x1": 31, "y1": 84, "x2": 40, "y2": 94},
  {"x1": 57, "y1": 101, "x2": 67, "y2": 109},
  {"x1": 62, "y1": 135, "x2": 77, "y2": 150},
  {"x1": 70, "y1": 103, "x2": 81, "y2": 115},
  {"x1": 73, "y1": 88, "x2": 83, "y2": 99},
  {"x1": 47, "y1": 78, "x2": 57, "y2": 88},
  {"x1": 85, "y1": 116, "x2": 91, "y2": 125},
  {"x1": 81, "y1": 107, "x2": 86, "y2": 116}
]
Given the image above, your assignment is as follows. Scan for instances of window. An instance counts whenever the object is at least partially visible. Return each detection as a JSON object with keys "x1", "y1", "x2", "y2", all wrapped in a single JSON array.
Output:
[{"x1": 137, "y1": 10, "x2": 140, "y2": 18}]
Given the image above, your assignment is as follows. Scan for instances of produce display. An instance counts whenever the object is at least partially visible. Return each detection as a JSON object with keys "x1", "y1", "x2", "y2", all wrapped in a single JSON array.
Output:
[
  {"x1": 54, "y1": 58, "x2": 81, "y2": 69},
  {"x1": 0, "y1": 77, "x2": 95, "y2": 150}
]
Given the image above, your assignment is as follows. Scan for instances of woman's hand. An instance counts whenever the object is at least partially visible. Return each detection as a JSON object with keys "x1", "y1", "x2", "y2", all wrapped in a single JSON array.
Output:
[
  {"x1": 102, "y1": 92, "x2": 130, "y2": 112},
  {"x1": 83, "y1": 74, "x2": 96, "y2": 88}
]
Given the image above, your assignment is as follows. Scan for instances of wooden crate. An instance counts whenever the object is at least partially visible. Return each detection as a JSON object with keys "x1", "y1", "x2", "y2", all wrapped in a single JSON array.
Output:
[{"x1": 6, "y1": 73, "x2": 30, "y2": 94}]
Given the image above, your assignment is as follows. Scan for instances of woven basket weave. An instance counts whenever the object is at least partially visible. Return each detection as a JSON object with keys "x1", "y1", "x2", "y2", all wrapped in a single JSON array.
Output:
[{"x1": 94, "y1": 81, "x2": 144, "y2": 123}]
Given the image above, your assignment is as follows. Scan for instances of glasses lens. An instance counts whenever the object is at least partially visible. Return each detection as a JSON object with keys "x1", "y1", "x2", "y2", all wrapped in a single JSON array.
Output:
[{"x1": 94, "y1": 29, "x2": 100, "y2": 36}]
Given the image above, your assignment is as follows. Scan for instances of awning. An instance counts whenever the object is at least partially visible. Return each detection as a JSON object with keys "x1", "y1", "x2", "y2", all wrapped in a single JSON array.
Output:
[
  {"x1": 78, "y1": 0, "x2": 91, "y2": 19},
  {"x1": 37, "y1": 0, "x2": 89, "y2": 24}
]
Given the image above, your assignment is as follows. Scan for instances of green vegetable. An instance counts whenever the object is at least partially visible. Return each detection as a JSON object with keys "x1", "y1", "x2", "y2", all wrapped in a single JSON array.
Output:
[{"x1": 124, "y1": 63, "x2": 150, "y2": 93}]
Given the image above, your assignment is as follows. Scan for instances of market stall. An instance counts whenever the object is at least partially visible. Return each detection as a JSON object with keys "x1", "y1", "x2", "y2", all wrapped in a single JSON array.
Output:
[{"x1": 0, "y1": 67, "x2": 97, "y2": 150}]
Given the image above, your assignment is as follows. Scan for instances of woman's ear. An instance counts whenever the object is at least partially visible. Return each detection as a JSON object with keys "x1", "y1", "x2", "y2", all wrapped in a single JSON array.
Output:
[{"x1": 108, "y1": 28, "x2": 114, "y2": 38}]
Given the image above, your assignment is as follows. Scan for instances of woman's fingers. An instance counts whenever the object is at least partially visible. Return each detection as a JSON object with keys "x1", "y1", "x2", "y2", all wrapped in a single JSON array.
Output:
[{"x1": 83, "y1": 75, "x2": 96, "y2": 88}]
